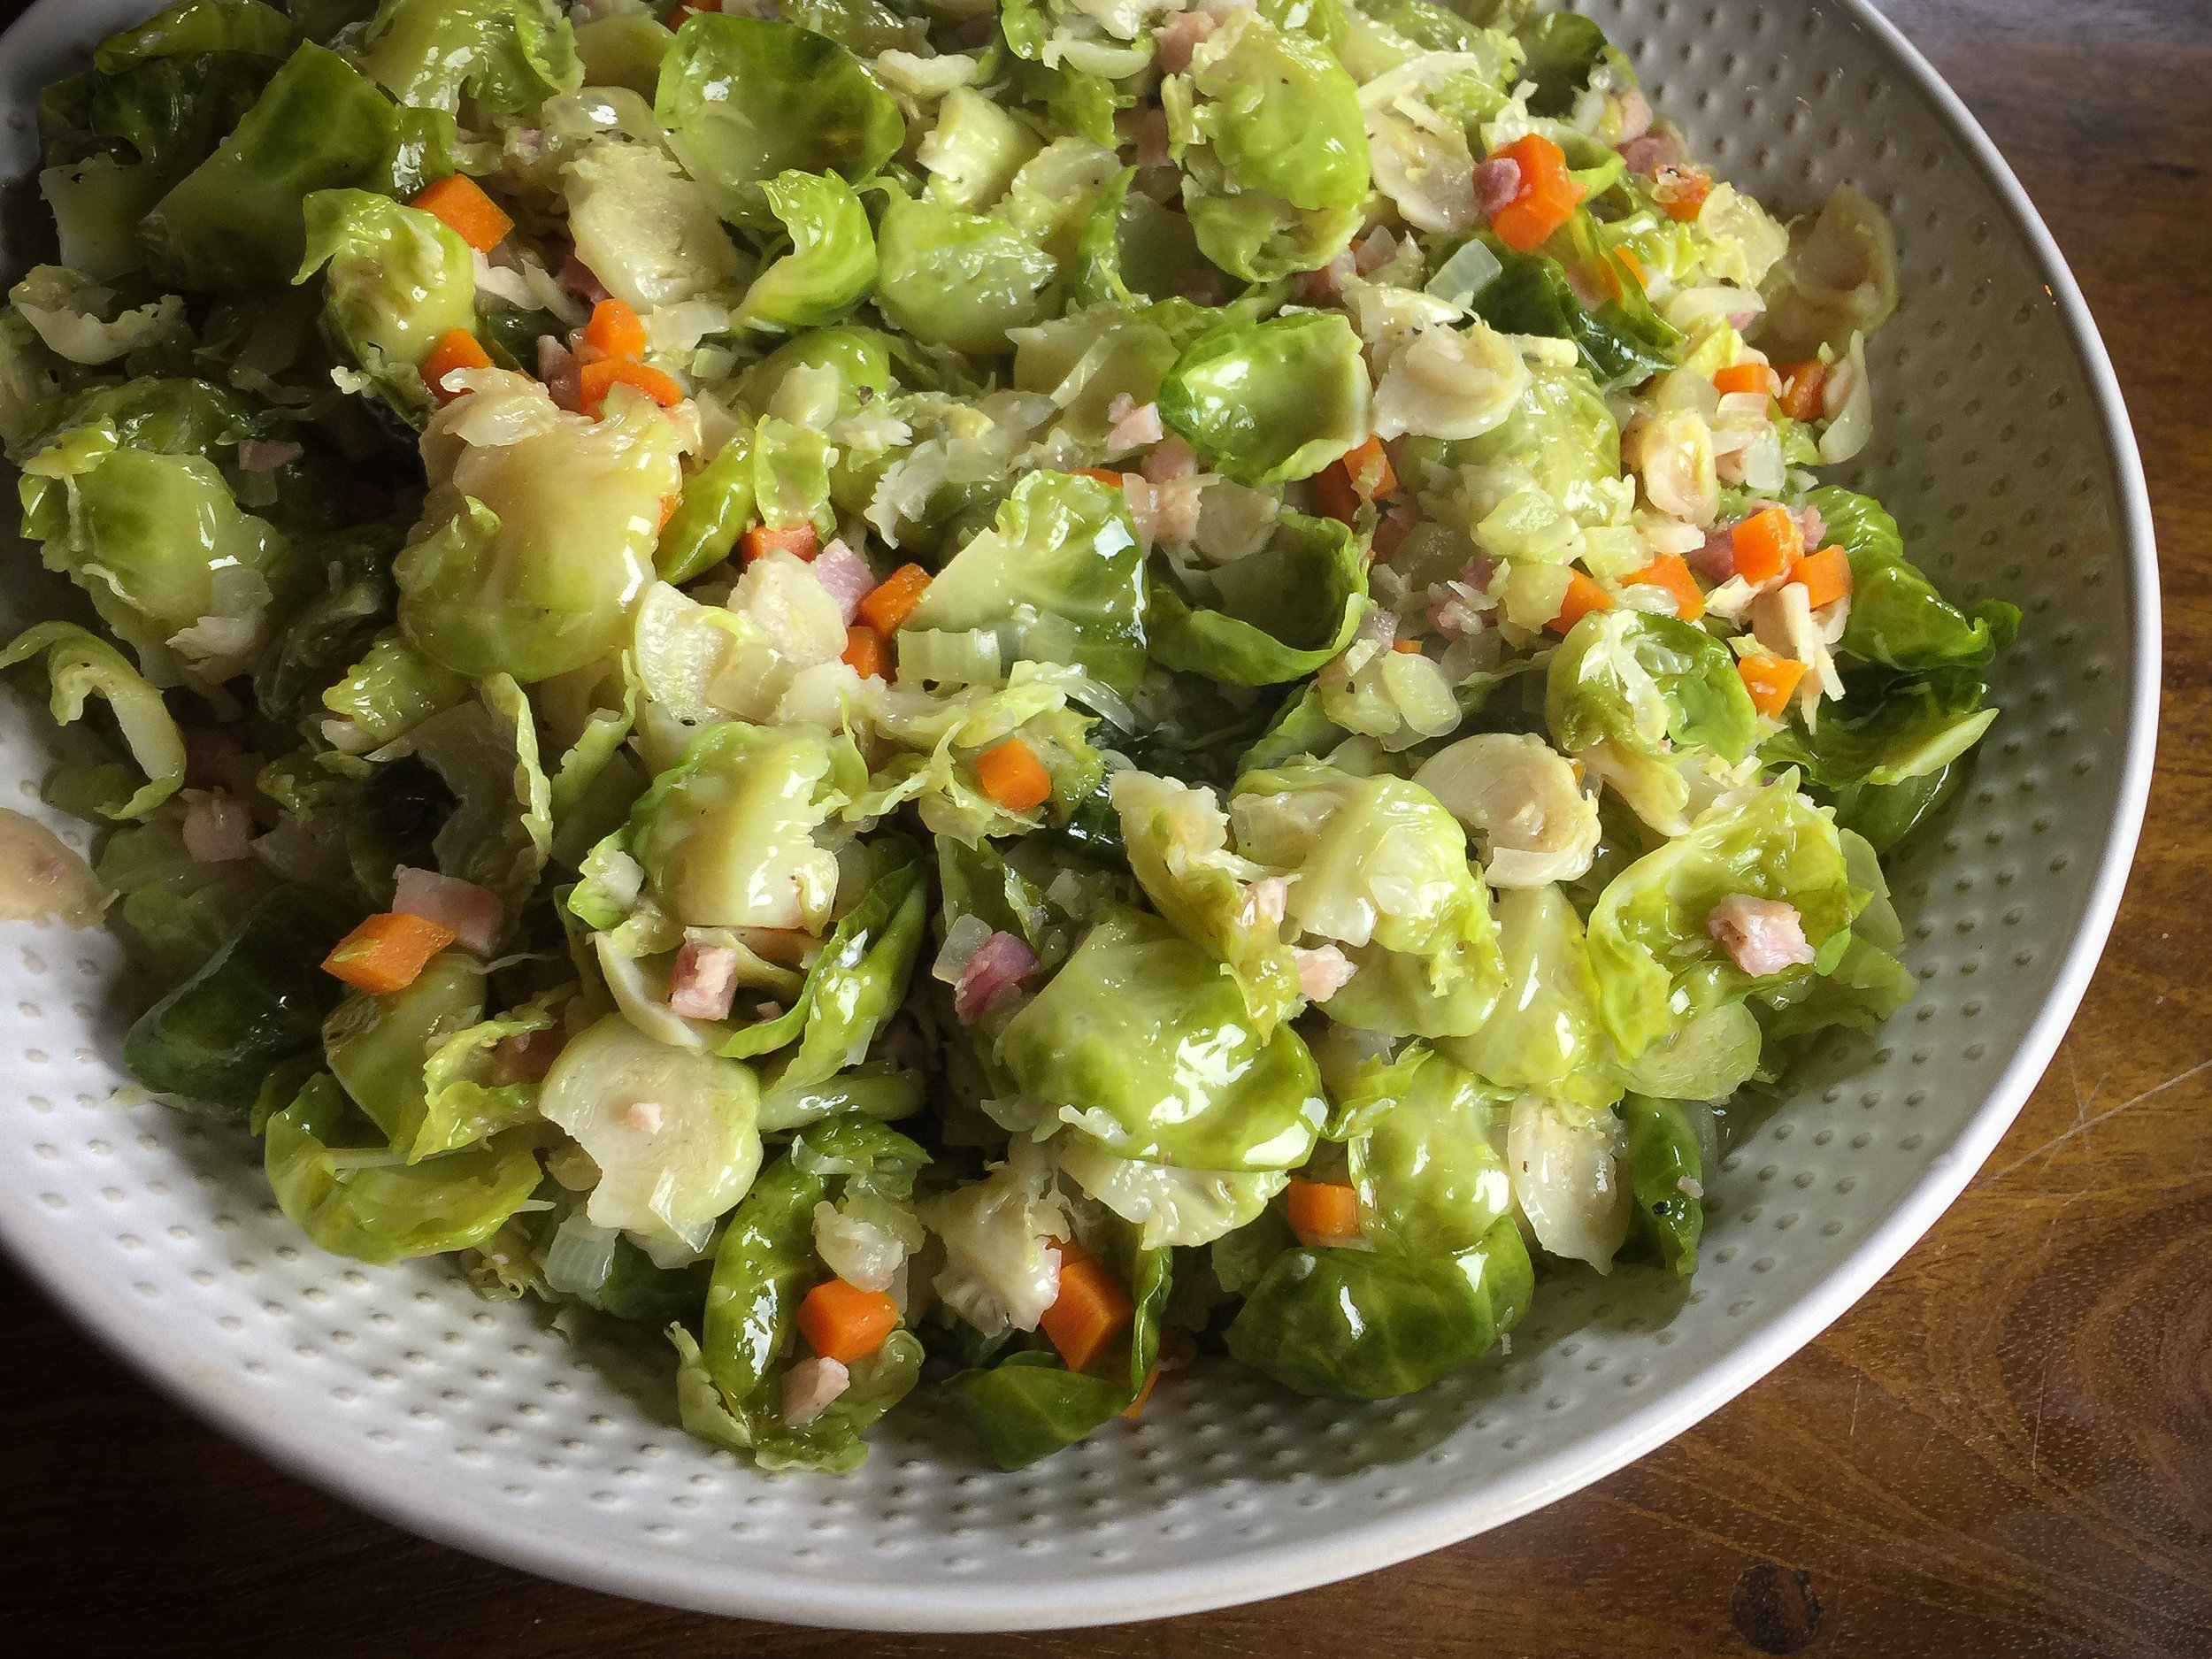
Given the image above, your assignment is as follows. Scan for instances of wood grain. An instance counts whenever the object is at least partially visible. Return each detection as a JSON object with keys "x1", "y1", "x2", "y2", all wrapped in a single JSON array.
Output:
[{"x1": 5, "y1": 2, "x2": 2209, "y2": 1653}]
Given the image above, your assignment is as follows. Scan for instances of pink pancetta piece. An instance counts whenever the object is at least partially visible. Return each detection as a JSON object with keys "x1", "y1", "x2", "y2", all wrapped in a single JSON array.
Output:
[
  {"x1": 1473, "y1": 157, "x2": 1523, "y2": 217},
  {"x1": 182, "y1": 793, "x2": 254, "y2": 864},
  {"x1": 392, "y1": 866, "x2": 504, "y2": 956},
  {"x1": 1706, "y1": 895, "x2": 1818, "y2": 978},
  {"x1": 1798, "y1": 503, "x2": 1827, "y2": 549},
  {"x1": 1122, "y1": 105, "x2": 1172, "y2": 170},
  {"x1": 1141, "y1": 435, "x2": 1199, "y2": 484},
  {"x1": 1151, "y1": 478, "x2": 1204, "y2": 544},
  {"x1": 489, "y1": 1025, "x2": 566, "y2": 1087},
  {"x1": 1617, "y1": 132, "x2": 1680, "y2": 176},
  {"x1": 1300, "y1": 249, "x2": 1357, "y2": 303},
  {"x1": 1687, "y1": 527, "x2": 1739, "y2": 583},
  {"x1": 557, "y1": 254, "x2": 610, "y2": 305},
  {"x1": 181, "y1": 724, "x2": 243, "y2": 791},
  {"x1": 668, "y1": 938, "x2": 740, "y2": 1020},
  {"x1": 1107, "y1": 395, "x2": 1165, "y2": 450},
  {"x1": 954, "y1": 931, "x2": 1041, "y2": 1022},
  {"x1": 1294, "y1": 945, "x2": 1356, "y2": 1003},
  {"x1": 782, "y1": 1356, "x2": 851, "y2": 1426},
  {"x1": 1241, "y1": 876, "x2": 1289, "y2": 929},
  {"x1": 1153, "y1": 9, "x2": 1216, "y2": 74},
  {"x1": 810, "y1": 539, "x2": 875, "y2": 625}
]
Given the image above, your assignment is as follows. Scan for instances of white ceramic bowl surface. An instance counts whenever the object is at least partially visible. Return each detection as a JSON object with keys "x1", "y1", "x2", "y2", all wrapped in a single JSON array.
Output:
[{"x1": 0, "y1": 0, "x2": 2159, "y2": 1632}]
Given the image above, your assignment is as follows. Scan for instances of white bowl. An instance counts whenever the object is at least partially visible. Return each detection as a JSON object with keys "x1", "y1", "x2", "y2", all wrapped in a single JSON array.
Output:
[{"x1": 0, "y1": 0, "x2": 2158, "y2": 1632}]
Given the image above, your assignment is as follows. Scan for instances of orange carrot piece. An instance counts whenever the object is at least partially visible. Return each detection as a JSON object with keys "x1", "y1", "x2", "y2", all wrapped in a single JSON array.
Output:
[
  {"x1": 741, "y1": 523, "x2": 819, "y2": 564},
  {"x1": 579, "y1": 357, "x2": 685, "y2": 418},
  {"x1": 1713, "y1": 362, "x2": 1783, "y2": 399},
  {"x1": 856, "y1": 563, "x2": 932, "y2": 634},
  {"x1": 411, "y1": 173, "x2": 513, "y2": 254},
  {"x1": 419, "y1": 327, "x2": 491, "y2": 404},
  {"x1": 1041, "y1": 1240, "x2": 1135, "y2": 1376},
  {"x1": 795, "y1": 1277, "x2": 901, "y2": 1364},
  {"x1": 972, "y1": 737, "x2": 1053, "y2": 815},
  {"x1": 581, "y1": 297, "x2": 649, "y2": 361},
  {"x1": 1389, "y1": 637, "x2": 1425, "y2": 653},
  {"x1": 1731, "y1": 507, "x2": 1805, "y2": 585},
  {"x1": 1547, "y1": 570, "x2": 1616, "y2": 634},
  {"x1": 841, "y1": 623, "x2": 889, "y2": 680},
  {"x1": 1614, "y1": 247, "x2": 1647, "y2": 289},
  {"x1": 1489, "y1": 134, "x2": 1586, "y2": 251},
  {"x1": 1342, "y1": 434, "x2": 1396, "y2": 501},
  {"x1": 1624, "y1": 552, "x2": 1706, "y2": 623},
  {"x1": 1286, "y1": 1178, "x2": 1362, "y2": 1241},
  {"x1": 1653, "y1": 162, "x2": 1711, "y2": 223},
  {"x1": 1120, "y1": 1366, "x2": 1161, "y2": 1420},
  {"x1": 1314, "y1": 460, "x2": 1362, "y2": 525},
  {"x1": 1316, "y1": 435, "x2": 1397, "y2": 524},
  {"x1": 1069, "y1": 467, "x2": 1125, "y2": 486},
  {"x1": 1738, "y1": 653, "x2": 1808, "y2": 718},
  {"x1": 322, "y1": 912, "x2": 457, "y2": 996},
  {"x1": 1787, "y1": 544, "x2": 1855, "y2": 610},
  {"x1": 1776, "y1": 359, "x2": 1828, "y2": 423}
]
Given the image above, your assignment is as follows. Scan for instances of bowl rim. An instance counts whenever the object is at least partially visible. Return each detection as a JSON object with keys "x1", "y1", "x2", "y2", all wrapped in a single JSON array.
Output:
[{"x1": 0, "y1": 0, "x2": 2162, "y2": 1632}]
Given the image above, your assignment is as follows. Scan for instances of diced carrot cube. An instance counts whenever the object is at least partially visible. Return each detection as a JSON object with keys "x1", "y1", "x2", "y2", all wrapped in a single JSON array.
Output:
[
  {"x1": 1776, "y1": 359, "x2": 1829, "y2": 423},
  {"x1": 741, "y1": 524, "x2": 819, "y2": 564},
  {"x1": 1787, "y1": 544, "x2": 1855, "y2": 610},
  {"x1": 1731, "y1": 506, "x2": 1805, "y2": 585},
  {"x1": 419, "y1": 328, "x2": 491, "y2": 404},
  {"x1": 1286, "y1": 1178, "x2": 1361, "y2": 1241},
  {"x1": 1120, "y1": 1366, "x2": 1160, "y2": 1420},
  {"x1": 1738, "y1": 653, "x2": 1808, "y2": 718},
  {"x1": 1547, "y1": 570, "x2": 1616, "y2": 634},
  {"x1": 841, "y1": 623, "x2": 888, "y2": 680},
  {"x1": 410, "y1": 173, "x2": 513, "y2": 254},
  {"x1": 1653, "y1": 163, "x2": 1711, "y2": 222},
  {"x1": 321, "y1": 912, "x2": 456, "y2": 996},
  {"x1": 795, "y1": 1277, "x2": 901, "y2": 1364},
  {"x1": 1040, "y1": 1238, "x2": 1135, "y2": 1376},
  {"x1": 856, "y1": 564, "x2": 932, "y2": 634},
  {"x1": 1489, "y1": 134, "x2": 1586, "y2": 251},
  {"x1": 579, "y1": 358, "x2": 685, "y2": 418},
  {"x1": 1714, "y1": 362, "x2": 1783, "y2": 399},
  {"x1": 1069, "y1": 467, "x2": 1125, "y2": 486},
  {"x1": 972, "y1": 737, "x2": 1052, "y2": 815},
  {"x1": 1624, "y1": 551, "x2": 1706, "y2": 622},
  {"x1": 580, "y1": 297, "x2": 649, "y2": 362}
]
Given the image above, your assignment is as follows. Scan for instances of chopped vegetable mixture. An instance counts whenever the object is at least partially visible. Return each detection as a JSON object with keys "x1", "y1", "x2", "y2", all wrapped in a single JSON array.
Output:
[{"x1": 0, "y1": 0, "x2": 2017, "y2": 1472}]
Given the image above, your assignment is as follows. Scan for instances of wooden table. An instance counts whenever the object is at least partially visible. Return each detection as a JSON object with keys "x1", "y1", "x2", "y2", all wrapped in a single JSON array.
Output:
[{"x1": 5, "y1": 2, "x2": 2208, "y2": 1653}]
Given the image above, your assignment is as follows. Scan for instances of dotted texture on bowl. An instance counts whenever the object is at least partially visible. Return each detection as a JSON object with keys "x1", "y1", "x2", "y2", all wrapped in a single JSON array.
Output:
[{"x1": 0, "y1": 0, "x2": 2150, "y2": 1633}]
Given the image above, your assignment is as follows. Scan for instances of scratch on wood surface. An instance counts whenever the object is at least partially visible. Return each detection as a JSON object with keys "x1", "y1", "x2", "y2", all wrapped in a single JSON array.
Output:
[
  {"x1": 1846, "y1": 1374, "x2": 1865, "y2": 1446},
  {"x1": 1985, "y1": 1056, "x2": 2208, "y2": 1185}
]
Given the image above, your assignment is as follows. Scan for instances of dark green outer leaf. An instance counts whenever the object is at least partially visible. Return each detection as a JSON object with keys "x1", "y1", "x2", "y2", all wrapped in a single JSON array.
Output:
[
  {"x1": 1809, "y1": 487, "x2": 2021, "y2": 672},
  {"x1": 1225, "y1": 1216, "x2": 1532, "y2": 1398},
  {"x1": 122, "y1": 887, "x2": 352, "y2": 1110},
  {"x1": 1620, "y1": 1094, "x2": 1701, "y2": 1277},
  {"x1": 945, "y1": 1218, "x2": 1171, "y2": 1470},
  {"x1": 141, "y1": 42, "x2": 397, "y2": 291}
]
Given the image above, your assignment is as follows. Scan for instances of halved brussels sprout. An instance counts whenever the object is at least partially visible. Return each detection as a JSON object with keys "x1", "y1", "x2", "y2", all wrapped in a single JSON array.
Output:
[
  {"x1": 266, "y1": 1071, "x2": 543, "y2": 1265},
  {"x1": 1158, "y1": 311, "x2": 1371, "y2": 486},
  {"x1": 538, "y1": 1012, "x2": 763, "y2": 1249},
  {"x1": 1585, "y1": 778, "x2": 1854, "y2": 1060},
  {"x1": 297, "y1": 189, "x2": 475, "y2": 418},
  {"x1": 997, "y1": 908, "x2": 1328, "y2": 1171},
  {"x1": 738, "y1": 170, "x2": 878, "y2": 333},
  {"x1": 873, "y1": 193, "x2": 1061, "y2": 356},
  {"x1": 1414, "y1": 732, "x2": 1601, "y2": 888},
  {"x1": 626, "y1": 719, "x2": 854, "y2": 933},
  {"x1": 655, "y1": 14, "x2": 902, "y2": 233},
  {"x1": 396, "y1": 370, "x2": 687, "y2": 682}
]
